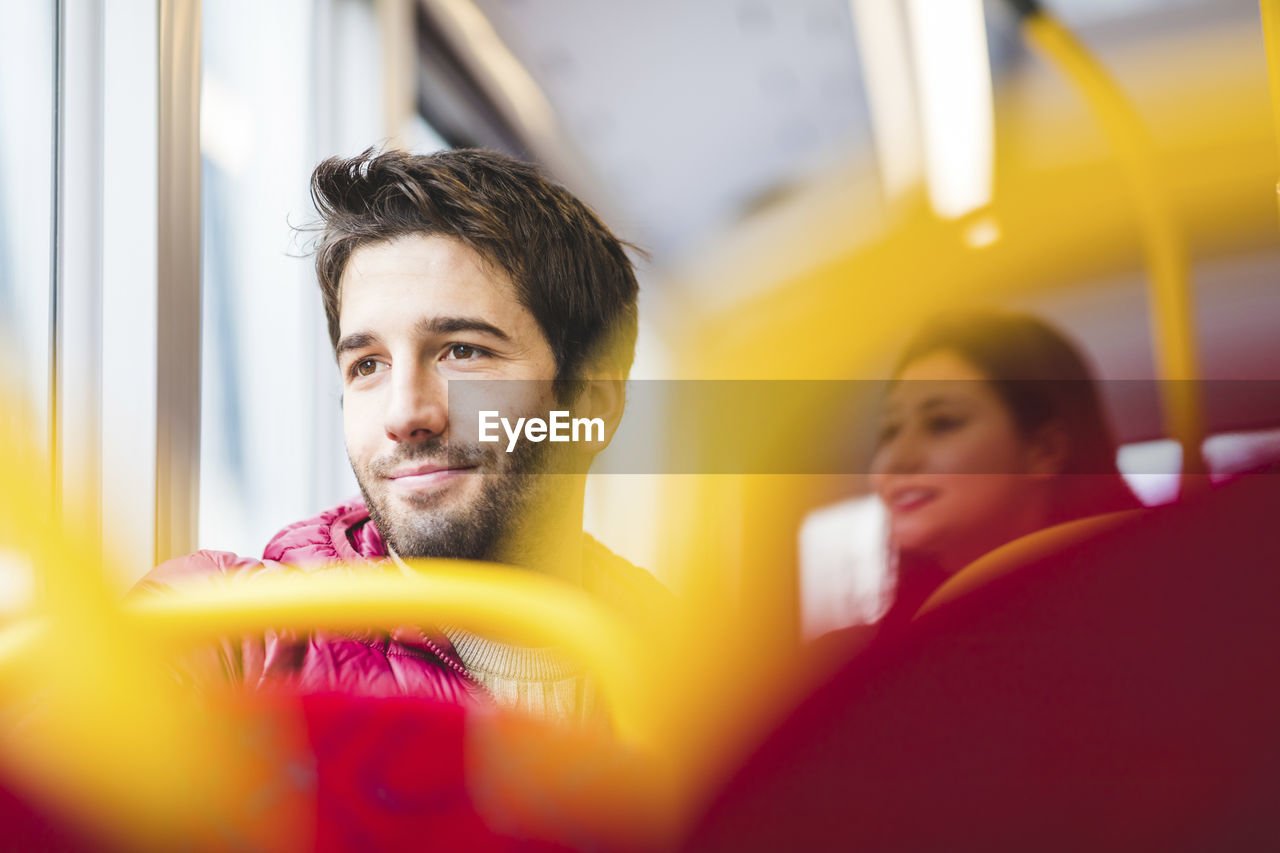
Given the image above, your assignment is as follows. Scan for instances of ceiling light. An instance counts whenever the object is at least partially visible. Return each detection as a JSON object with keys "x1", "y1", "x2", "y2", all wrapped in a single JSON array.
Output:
[{"x1": 905, "y1": 0, "x2": 996, "y2": 219}]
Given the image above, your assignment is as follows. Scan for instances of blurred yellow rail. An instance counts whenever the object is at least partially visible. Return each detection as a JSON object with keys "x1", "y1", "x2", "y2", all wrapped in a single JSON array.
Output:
[{"x1": 1024, "y1": 10, "x2": 1206, "y2": 481}]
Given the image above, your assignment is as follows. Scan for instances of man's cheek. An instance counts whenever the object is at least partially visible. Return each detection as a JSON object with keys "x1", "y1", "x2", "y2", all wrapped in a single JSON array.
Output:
[
  {"x1": 343, "y1": 404, "x2": 377, "y2": 456},
  {"x1": 449, "y1": 407, "x2": 482, "y2": 446},
  {"x1": 451, "y1": 381, "x2": 557, "y2": 442}
]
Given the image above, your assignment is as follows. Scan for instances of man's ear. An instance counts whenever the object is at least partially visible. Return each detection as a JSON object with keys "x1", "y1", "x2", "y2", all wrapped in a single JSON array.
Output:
[
  {"x1": 1027, "y1": 421, "x2": 1070, "y2": 478},
  {"x1": 570, "y1": 370, "x2": 626, "y2": 453}
]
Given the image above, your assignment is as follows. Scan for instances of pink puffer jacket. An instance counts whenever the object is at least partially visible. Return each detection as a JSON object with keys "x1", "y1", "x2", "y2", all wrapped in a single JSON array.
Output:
[{"x1": 137, "y1": 499, "x2": 664, "y2": 703}]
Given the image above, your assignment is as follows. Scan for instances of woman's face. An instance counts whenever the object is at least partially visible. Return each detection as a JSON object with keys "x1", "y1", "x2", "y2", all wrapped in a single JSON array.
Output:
[{"x1": 869, "y1": 349, "x2": 1054, "y2": 572}]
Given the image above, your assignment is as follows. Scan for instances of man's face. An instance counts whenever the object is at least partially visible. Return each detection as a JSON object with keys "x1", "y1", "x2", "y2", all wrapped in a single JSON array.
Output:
[{"x1": 336, "y1": 233, "x2": 560, "y2": 561}]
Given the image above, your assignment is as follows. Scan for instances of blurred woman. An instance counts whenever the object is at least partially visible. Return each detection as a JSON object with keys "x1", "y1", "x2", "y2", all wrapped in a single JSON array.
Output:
[{"x1": 868, "y1": 311, "x2": 1140, "y2": 627}]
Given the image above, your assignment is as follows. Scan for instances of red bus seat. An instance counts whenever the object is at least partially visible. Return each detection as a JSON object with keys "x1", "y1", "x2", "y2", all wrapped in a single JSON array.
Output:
[{"x1": 687, "y1": 471, "x2": 1280, "y2": 851}]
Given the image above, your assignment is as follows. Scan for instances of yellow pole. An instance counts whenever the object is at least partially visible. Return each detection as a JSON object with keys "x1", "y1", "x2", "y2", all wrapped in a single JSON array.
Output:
[
  {"x1": 1022, "y1": 10, "x2": 1207, "y2": 484},
  {"x1": 1261, "y1": 0, "x2": 1280, "y2": 222}
]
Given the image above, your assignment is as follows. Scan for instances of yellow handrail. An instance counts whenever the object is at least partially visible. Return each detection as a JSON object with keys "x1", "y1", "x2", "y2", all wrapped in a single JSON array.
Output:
[
  {"x1": 1022, "y1": 9, "x2": 1207, "y2": 483},
  {"x1": 0, "y1": 406, "x2": 679, "y2": 845},
  {"x1": 124, "y1": 565, "x2": 661, "y2": 754},
  {"x1": 1260, "y1": 0, "x2": 1280, "y2": 222}
]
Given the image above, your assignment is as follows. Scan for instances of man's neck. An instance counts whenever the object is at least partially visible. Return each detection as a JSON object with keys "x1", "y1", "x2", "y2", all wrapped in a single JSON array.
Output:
[
  {"x1": 388, "y1": 483, "x2": 588, "y2": 588},
  {"x1": 495, "y1": 484, "x2": 586, "y2": 586}
]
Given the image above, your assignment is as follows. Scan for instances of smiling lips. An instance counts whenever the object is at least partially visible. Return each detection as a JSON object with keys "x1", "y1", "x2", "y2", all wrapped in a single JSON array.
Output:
[{"x1": 387, "y1": 463, "x2": 475, "y2": 491}]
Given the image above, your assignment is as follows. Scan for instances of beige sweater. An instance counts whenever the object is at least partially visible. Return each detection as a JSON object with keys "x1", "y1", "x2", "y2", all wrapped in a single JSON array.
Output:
[
  {"x1": 389, "y1": 535, "x2": 671, "y2": 726},
  {"x1": 440, "y1": 626, "x2": 597, "y2": 725}
]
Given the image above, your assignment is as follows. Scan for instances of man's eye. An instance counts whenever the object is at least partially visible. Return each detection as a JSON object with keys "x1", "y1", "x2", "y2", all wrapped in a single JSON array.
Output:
[
  {"x1": 353, "y1": 358, "x2": 381, "y2": 377},
  {"x1": 447, "y1": 344, "x2": 481, "y2": 360}
]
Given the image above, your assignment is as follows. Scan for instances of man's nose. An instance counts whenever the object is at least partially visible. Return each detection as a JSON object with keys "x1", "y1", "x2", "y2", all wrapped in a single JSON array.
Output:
[{"x1": 383, "y1": 366, "x2": 448, "y2": 443}]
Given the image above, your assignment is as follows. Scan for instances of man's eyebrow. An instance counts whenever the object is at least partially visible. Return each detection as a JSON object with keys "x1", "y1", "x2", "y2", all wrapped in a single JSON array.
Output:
[
  {"x1": 335, "y1": 331, "x2": 380, "y2": 358},
  {"x1": 417, "y1": 316, "x2": 512, "y2": 342}
]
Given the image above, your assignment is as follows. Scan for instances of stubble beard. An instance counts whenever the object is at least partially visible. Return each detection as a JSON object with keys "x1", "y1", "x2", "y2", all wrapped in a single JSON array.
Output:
[{"x1": 354, "y1": 435, "x2": 550, "y2": 563}]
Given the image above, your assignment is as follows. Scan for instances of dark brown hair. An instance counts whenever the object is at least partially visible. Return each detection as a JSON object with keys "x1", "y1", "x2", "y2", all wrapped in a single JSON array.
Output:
[
  {"x1": 893, "y1": 310, "x2": 1140, "y2": 523},
  {"x1": 310, "y1": 147, "x2": 639, "y2": 381}
]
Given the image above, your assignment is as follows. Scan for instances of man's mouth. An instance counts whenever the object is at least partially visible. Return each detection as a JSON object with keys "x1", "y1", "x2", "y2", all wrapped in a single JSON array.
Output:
[
  {"x1": 887, "y1": 486, "x2": 938, "y2": 513},
  {"x1": 386, "y1": 463, "x2": 476, "y2": 492}
]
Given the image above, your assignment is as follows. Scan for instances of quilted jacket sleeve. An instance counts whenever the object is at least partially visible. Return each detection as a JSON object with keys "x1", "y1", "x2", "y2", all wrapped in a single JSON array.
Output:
[{"x1": 131, "y1": 550, "x2": 272, "y2": 692}]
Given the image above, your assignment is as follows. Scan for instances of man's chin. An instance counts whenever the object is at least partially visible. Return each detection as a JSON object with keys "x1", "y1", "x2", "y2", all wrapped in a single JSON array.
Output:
[
  {"x1": 357, "y1": 442, "x2": 545, "y2": 562},
  {"x1": 374, "y1": 503, "x2": 481, "y2": 559},
  {"x1": 364, "y1": 480, "x2": 503, "y2": 561}
]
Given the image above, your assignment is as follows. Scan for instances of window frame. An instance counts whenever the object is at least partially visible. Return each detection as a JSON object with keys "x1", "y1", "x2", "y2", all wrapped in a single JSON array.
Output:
[{"x1": 54, "y1": 0, "x2": 202, "y2": 587}]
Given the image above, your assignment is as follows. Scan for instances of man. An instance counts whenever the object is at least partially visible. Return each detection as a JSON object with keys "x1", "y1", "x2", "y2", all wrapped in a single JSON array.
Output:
[{"x1": 140, "y1": 148, "x2": 665, "y2": 725}]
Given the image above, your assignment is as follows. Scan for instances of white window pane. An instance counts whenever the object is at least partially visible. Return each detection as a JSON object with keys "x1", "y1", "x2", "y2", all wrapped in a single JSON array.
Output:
[
  {"x1": 198, "y1": 0, "x2": 359, "y2": 556},
  {"x1": 0, "y1": 0, "x2": 55, "y2": 454}
]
